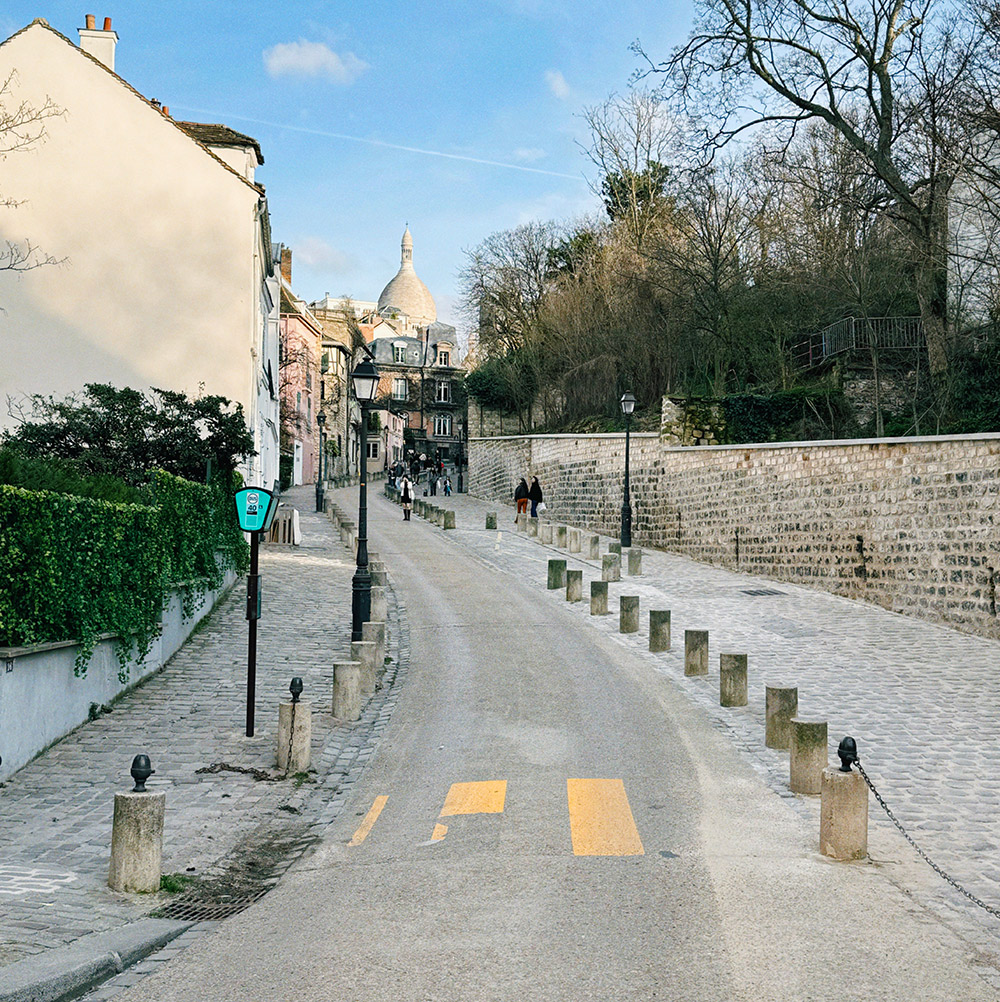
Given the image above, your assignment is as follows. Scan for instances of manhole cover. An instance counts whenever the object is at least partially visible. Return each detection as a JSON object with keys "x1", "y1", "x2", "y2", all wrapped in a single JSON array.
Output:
[{"x1": 742, "y1": 588, "x2": 785, "y2": 596}]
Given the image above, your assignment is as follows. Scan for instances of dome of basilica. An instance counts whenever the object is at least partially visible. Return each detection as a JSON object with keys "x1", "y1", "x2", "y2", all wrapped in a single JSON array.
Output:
[{"x1": 377, "y1": 227, "x2": 437, "y2": 327}]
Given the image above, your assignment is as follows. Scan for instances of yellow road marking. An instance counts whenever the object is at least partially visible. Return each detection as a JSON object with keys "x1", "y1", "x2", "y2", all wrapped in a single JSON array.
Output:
[
  {"x1": 431, "y1": 823, "x2": 449, "y2": 841},
  {"x1": 439, "y1": 780, "x2": 507, "y2": 817},
  {"x1": 567, "y1": 779, "x2": 644, "y2": 856},
  {"x1": 348, "y1": 795, "x2": 388, "y2": 846}
]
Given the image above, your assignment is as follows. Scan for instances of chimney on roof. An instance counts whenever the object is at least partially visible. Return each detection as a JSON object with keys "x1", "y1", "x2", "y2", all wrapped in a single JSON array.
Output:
[
  {"x1": 79, "y1": 14, "x2": 118, "y2": 72},
  {"x1": 281, "y1": 248, "x2": 292, "y2": 284}
]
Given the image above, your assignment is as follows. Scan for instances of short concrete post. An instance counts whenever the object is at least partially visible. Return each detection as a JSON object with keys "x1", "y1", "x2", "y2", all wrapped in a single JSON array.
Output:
[
  {"x1": 790, "y1": 719, "x2": 828, "y2": 794},
  {"x1": 590, "y1": 580, "x2": 608, "y2": 615},
  {"x1": 566, "y1": 569, "x2": 583, "y2": 602},
  {"x1": 568, "y1": 529, "x2": 581, "y2": 553},
  {"x1": 820, "y1": 767, "x2": 868, "y2": 859},
  {"x1": 339, "y1": 522, "x2": 352, "y2": 543},
  {"x1": 443, "y1": 510, "x2": 456, "y2": 529},
  {"x1": 765, "y1": 686, "x2": 799, "y2": 750},
  {"x1": 332, "y1": 661, "x2": 362, "y2": 720},
  {"x1": 351, "y1": 639, "x2": 378, "y2": 696},
  {"x1": 277, "y1": 698, "x2": 312, "y2": 773},
  {"x1": 362, "y1": 620, "x2": 387, "y2": 673},
  {"x1": 602, "y1": 553, "x2": 621, "y2": 582},
  {"x1": 547, "y1": 559, "x2": 567, "y2": 590},
  {"x1": 684, "y1": 630, "x2": 709, "y2": 676},
  {"x1": 108, "y1": 757, "x2": 165, "y2": 893},
  {"x1": 620, "y1": 595, "x2": 639, "y2": 633},
  {"x1": 719, "y1": 653, "x2": 748, "y2": 707},
  {"x1": 370, "y1": 562, "x2": 388, "y2": 587},
  {"x1": 586, "y1": 535, "x2": 600, "y2": 559},
  {"x1": 540, "y1": 523, "x2": 553, "y2": 544},
  {"x1": 527, "y1": 517, "x2": 539, "y2": 537},
  {"x1": 487, "y1": 512, "x2": 498, "y2": 530},
  {"x1": 555, "y1": 525, "x2": 568, "y2": 548},
  {"x1": 649, "y1": 610, "x2": 671, "y2": 652},
  {"x1": 626, "y1": 547, "x2": 642, "y2": 576},
  {"x1": 370, "y1": 585, "x2": 388, "y2": 627}
]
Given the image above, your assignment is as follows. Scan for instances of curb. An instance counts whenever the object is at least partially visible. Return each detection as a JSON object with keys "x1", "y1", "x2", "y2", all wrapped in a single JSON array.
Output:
[{"x1": 0, "y1": 918, "x2": 190, "y2": 1002}]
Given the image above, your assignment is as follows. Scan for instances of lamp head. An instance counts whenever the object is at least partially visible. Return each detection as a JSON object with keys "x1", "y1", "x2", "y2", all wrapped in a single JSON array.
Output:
[
  {"x1": 620, "y1": 392, "x2": 636, "y2": 416},
  {"x1": 351, "y1": 358, "x2": 380, "y2": 403}
]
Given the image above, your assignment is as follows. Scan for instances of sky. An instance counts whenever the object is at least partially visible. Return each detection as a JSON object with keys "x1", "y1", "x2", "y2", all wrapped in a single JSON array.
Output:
[{"x1": 1, "y1": 1, "x2": 696, "y2": 335}]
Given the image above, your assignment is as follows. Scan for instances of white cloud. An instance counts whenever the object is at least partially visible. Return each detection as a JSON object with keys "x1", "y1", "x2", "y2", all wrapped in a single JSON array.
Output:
[
  {"x1": 263, "y1": 40, "x2": 369, "y2": 84},
  {"x1": 545, "y1": 69, "x2": 570, "y2": 100},
  {"x1": 294, "y1": 237, "x2": 355, "y2": 274},
  {"x1": 512, "y1": 147, "x2": 546, "y2": 162}
]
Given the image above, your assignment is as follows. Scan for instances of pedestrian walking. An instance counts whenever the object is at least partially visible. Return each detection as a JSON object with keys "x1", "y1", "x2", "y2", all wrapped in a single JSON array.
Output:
[
  {"x1": 528, "y1": 475, "x2": 543, "y2": 518},
  {"x1": 514, "y1": 477, "x2": 529, "y2": 517},
  {"x1": 430, "y1": 476, "x2": 437, "y2": 496},
  {"x1": 400, "y1": 476, "x2": 413, "y2": 520},
  {"x1": 444, "y1": 477, "x2": 452, "y2": 496}
]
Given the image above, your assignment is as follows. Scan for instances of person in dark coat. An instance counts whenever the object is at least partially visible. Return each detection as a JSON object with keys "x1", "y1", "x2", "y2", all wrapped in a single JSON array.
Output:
[
  {"x1": 528, "y1": 476, "x2": 543, "y2": 518},
  {"x1": 400, "y1": 476, "x2": 413, "y2": 520},
  {"x1": 514, "y1": 477, "x2": 529, "y2": 516}
]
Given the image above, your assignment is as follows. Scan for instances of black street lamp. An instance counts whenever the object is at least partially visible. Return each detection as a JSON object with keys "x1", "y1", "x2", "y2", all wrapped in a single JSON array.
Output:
[
  {"x1": 620, "y1": 391, "x2": 635, "y2": 549},
  {"x1": 315, "y1": 411, "x2": 326, "y2": 512},
  {"x1": 351, "y1": 357, "x2": 380, "y2": 642}
]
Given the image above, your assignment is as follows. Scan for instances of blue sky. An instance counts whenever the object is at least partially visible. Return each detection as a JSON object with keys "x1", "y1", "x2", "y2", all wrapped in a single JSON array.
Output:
[{"x1": 1, "y1": 1, "x2": 695, "y2": 333}]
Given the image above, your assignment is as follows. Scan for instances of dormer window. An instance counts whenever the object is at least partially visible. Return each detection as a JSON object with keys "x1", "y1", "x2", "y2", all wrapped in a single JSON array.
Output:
[
  {"x1": 393, "y1": 343, "x2": 406, "y2": 363},
  {"x1": 438, "y1": 350, "x2": 450, "y2": 367}
]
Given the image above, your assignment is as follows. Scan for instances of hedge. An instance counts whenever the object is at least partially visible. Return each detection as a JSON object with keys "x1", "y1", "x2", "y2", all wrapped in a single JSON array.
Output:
[{"x1": 0, "y1": 472, "x2": 249, "y2": 680}]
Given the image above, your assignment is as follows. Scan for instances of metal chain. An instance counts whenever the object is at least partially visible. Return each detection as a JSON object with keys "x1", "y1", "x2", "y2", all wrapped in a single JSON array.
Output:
[
  {"x1": 856, "y1": 761, "x2": 1000, "y2": 920},
  {"x1": 283, "y1": 701, "x2": 296, "y2": 779}
]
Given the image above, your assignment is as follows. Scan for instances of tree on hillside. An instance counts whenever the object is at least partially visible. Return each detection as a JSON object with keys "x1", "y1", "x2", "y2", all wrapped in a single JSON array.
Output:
[
  {"x1": 0, "y1": 70, "x2": 63, "y2": 273},
  {"x1": 641, "y1": 0, "x2": 990, "y2": 417}
]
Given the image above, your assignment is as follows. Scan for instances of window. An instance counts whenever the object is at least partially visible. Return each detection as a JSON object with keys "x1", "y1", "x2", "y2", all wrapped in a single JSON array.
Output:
[
  {"x1": 393, "y1": 344, "x2": 406, "y2": 363},
  {"x1": 305, "y1": 370, "x2": 312, "y2": 389},
  {"x1": 320, "y1": 379, "x2": 325, "y2": 401},
  {"x1": 392, "y1": 378, "x2": 408, "y2": 400},
  {"x1": 434, "y1": 414, "x2": 452, "y2": 437},
  {"x1": 438, "y1": 351, "x2": 450, "y2": 367},
  {"x1": 296, "y1": 391, "x2": 301, "y2": 412},
  {"x1": 367, "y1": 441, "x2": 379, "y2": 459},
  {"x1": 436, "y1": 380, "x2": 451, "y2": 403}
]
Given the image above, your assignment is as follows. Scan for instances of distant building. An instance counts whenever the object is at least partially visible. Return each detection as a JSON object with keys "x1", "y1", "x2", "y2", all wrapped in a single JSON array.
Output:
[{"x1": 0, "y1": 17, "x2": 279, "y2": 486}]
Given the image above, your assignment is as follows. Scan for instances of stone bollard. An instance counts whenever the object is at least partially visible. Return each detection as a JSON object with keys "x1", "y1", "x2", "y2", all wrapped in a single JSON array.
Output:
[
  {"x1": 684, "y1": 630, "x2": 709, "y2": 676},
  {"x1": 765, "y1": 686, "x2": 799, "y2": 750},
  {"x1": 487, "y1": 512, "x2": 498, "y2": 530},
  {"x1": 608, "y1": 542, "x2": 622, "y2": 554},
  {"x1": 790, "y1": 719, "x2": 828, "y2": 794},
  {"x1": 586, "y1": 535, "x2": 600, "y2": 559},
  {"x1": 370, "y1": 562, "x2": 388, "y2": 588},
  {"x1": 277, "y1": 681, "x2": 312, "y2": 773},
  {"x1": 566, "y1": 569, "x2": 583, "y2": 602},
  {"x1": 626, "y1": 548, "x2": 642, "y2": 576},
  {"x1": 108, "y1": 755, "x2": 165, "y2": 893},
  {"x1": 568, "y1": 529, "x2": 581, "y2": 553},
  {"x1": 590, "y1": 580, "x2": 608, "y2": 615},
  {"x1": 527, "y1": 517, "x2": 539, "y2": 537},
  {"x1": 351, "y1": 640, "x2": 378, "y2": 696},
  {"x1": 649, "y1": 610, "x2": 671, "y2": 652},
  {"x1": 332, "y1": 661, "x2": 362, "y2": 720},
  {"x1": 555, "y1": 525, "x2": 568, "y2": 548},
  {"x1": 339, "y1": 522, "x2": 353, "y2": 543},
  {"x1": 370, "y1": 585, "x2": 388, "y2": 627},
  {"x1": 719, "y1": 653, "x2": 748, "y2": 707},
  {"x1": 443, "y1": 510, "x2": 456, "y2": 530},
  {"x1": 820, "y1": 756, "x2": 868, "y2": 859},
  {"x1": 619, "y1": 595, "x2": 640, "y2": 633},
  {"x1": 602, "y1": 554, "x2": 621, "y2": 582},
  {"x1": 362, "y1": 620, "x2": 387, "y2": 672},
  {"x1": 540, "y1": 523, "x2": 553, "y2": 544},
  {"x1": 547, "y1": 558, "x2": 567, "y2": 590}
]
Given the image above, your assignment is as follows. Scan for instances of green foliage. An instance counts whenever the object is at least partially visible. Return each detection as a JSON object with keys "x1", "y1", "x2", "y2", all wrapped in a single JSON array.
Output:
[
  {"x1": 0, "y1": 472, "x2": 248, "y2": 681},
  {"x1": 159, "y1": 873, "x2": 196, "y2": 893},
  {"x1": 0, "y1": 446, "x2": 143, "y2": 503},
  {"x1": 940, "y1": 343, "x2": 1000, "y2": 434},
  {"x1": 602, "y1": 161, "x2": 671, "y2": 222},
  {"x1": 465, "y1": 355, "x2": 537, "y2": 412},
  {"x1": 722, "y1": 387, "x2": 856, "y2": 443},
  {"x1": 4, "y1": 383, "x2": 254, "y2": 484}
]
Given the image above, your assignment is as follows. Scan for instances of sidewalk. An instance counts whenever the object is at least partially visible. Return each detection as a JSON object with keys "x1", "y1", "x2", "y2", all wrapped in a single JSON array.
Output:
[
  {"x1": 414, "y1": 489, "x2": 1000, "y2": 968},
  {"x1": 0, "y1": 486, "x2": 406, "y2": 1001}
]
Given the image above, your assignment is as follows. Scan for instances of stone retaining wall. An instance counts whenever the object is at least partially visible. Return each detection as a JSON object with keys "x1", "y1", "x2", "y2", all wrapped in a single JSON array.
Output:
[{"x1": 469, "y1": 432, "x2": 1000, "y2": 640}]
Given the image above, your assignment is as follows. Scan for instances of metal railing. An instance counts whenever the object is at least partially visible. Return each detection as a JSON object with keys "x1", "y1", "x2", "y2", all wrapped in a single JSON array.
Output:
[{"x1": 794, "y1": 316, "x2": 923, "y2": 367}]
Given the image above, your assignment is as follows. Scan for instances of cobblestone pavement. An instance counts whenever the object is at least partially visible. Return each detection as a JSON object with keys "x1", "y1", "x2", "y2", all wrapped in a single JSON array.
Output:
[
  {"x1": 0, "y1": 485, "x2": 406, "y2": 978},
  {"x1": 401, "y1": 489, "x2": 1000, "y2": 962}
]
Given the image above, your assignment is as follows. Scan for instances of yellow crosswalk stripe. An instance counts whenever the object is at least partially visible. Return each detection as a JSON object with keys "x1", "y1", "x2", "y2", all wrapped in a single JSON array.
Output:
[
  {"x1": 439, "y1": 780, "x2": 507, "y2": 817},
  {"x1": 566, "y1": 778, "x2": 644, "y2": 856},
  {"x1": 348, "y1": 795, "x2": 388, "y2": 846}
]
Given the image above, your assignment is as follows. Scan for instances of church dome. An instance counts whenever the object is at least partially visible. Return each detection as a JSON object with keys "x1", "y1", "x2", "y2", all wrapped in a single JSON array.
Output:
[{"x1": 377, "y1": 227, "x2": 437, "y2": 326}]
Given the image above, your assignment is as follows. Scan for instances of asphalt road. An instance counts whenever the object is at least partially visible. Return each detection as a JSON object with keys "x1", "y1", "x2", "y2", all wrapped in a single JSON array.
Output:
[{"x1": 114, "y1": 494, "x2": 1000, "y2": 1001}]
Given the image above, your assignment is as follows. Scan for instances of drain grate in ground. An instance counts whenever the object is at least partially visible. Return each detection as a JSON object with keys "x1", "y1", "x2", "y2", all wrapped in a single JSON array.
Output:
[
  {"x1": 156, "y1": 888, "x2": 271, "y2": 922},
  {"x1": 742, "y1": 588, "x2": 785, "y2": 596}
]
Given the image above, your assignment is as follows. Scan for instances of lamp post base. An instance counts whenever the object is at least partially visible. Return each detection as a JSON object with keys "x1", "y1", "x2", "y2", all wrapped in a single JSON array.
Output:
[{"x1": 621, "y1": 502, "x2": 632, "y2": 550}]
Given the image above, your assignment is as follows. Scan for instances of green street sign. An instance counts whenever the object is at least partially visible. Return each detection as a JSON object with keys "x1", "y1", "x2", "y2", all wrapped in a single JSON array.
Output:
[{"x1": 234, "y1": 487, "x2": 279, "y2": 533}]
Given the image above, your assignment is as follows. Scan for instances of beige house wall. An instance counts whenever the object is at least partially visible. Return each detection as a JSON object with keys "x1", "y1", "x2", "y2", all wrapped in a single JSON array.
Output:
[{"x1": 0, "y1": 23, "x2": 275, "y2": 482}]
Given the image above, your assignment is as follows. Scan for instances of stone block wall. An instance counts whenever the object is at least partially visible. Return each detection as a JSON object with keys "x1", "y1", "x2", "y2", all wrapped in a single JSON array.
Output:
[{"x1": 469, "y1": 432, "x2": 1000, "y2": 640}]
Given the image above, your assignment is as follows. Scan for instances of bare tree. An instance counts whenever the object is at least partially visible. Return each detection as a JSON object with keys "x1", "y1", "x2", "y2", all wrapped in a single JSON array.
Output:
[
  {"x1": 0, "y1": 70, "x2": 63, "y2": 273},
  {"x1": 640, "y1": 0, "x2": 988, "y2": 410}
]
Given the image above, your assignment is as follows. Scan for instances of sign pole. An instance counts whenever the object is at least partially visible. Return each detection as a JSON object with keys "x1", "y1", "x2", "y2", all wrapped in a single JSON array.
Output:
[{"x1": 246, "y1": 529, "x2": 260, "y2": 737}]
